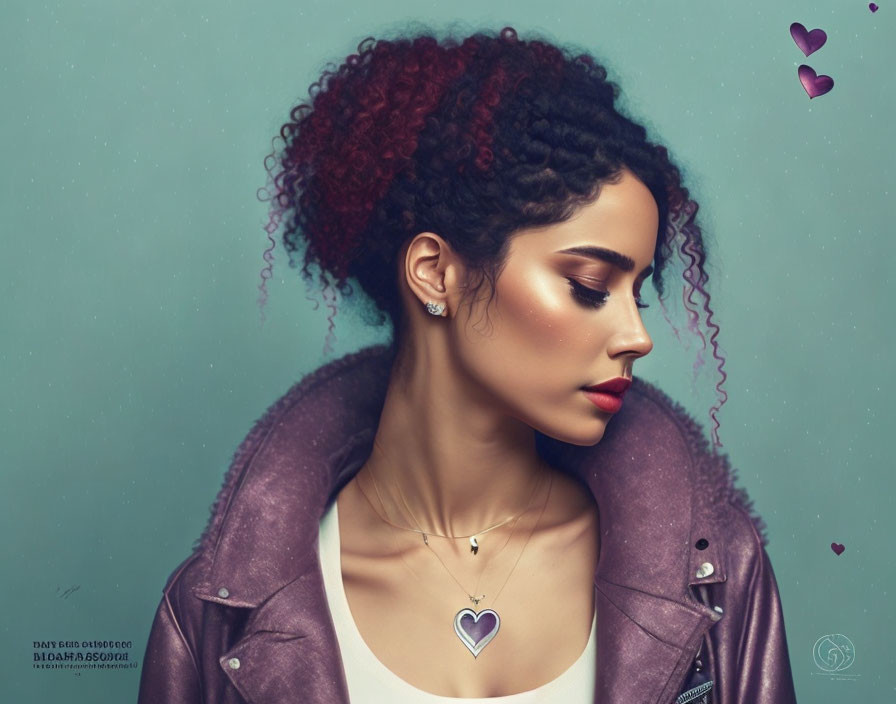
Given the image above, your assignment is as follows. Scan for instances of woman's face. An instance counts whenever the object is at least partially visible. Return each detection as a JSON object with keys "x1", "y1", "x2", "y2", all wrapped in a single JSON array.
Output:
[{"x1": 453, "y1": 168, "x2": 658, "y2": 446}]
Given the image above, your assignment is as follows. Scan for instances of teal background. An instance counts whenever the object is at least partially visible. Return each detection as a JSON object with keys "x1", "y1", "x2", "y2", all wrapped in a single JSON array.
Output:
[{"x1": 2, "y1": 0, "x2": 892, "y2": 701}]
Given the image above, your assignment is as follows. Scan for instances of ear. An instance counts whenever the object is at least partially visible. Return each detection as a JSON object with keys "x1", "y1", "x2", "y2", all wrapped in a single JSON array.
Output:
[{"x1": 402, "y1": 232, "x2": 465, "y2": 317}]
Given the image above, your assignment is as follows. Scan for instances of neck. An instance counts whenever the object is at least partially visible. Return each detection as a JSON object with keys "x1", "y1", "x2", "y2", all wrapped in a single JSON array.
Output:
[{"x1": 358, "y1": 344, "x2": 551, "y2": 538}]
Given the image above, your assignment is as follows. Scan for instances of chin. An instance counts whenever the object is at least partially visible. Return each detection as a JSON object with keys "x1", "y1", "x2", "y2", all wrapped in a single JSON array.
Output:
[{"x1": 536, "y1": 418, "x2": 609, "y2": 448}]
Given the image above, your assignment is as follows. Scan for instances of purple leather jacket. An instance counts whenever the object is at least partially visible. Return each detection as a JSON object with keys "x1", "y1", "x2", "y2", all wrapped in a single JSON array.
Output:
[{"x1": 138, "y1": 344, "x2": 798, "y2": 703}]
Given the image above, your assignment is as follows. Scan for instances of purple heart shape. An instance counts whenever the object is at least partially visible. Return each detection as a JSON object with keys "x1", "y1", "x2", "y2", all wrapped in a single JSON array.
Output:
[
  {"x1": 831, "y1": 542, "x2": 845, "y2": 555},
  {"x1": 454, "y1": 608, "x2": 500, "y2": 657},
  {"x1": 798, "y1": 65, "x2": 834, "y2": 99},
  {"x1": 790, "y1": 22, "x2": 827, "y2": 57},
  {"x1": 869, "y1": 3, "x2": 879, "y2": 12}
]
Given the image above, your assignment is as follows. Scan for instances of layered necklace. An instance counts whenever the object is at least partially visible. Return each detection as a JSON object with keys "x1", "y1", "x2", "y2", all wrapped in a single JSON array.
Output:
[{"x1": 360, "y1": 445, "x2": 553, "y2": 658}]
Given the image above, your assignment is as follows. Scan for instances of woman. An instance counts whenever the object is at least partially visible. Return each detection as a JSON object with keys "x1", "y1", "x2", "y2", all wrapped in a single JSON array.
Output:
[{"x1": 138, "y1": 27, "x2": 797, "y2": 703}]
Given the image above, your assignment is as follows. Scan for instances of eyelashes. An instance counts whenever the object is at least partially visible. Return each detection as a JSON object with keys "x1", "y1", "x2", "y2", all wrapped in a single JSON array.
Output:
[
  {"x1": 567, "y1": 278, "x2": 608, "y2": 308},
  {"x1": 566, "y1": 278, "x2": 649, "y2": 310}
]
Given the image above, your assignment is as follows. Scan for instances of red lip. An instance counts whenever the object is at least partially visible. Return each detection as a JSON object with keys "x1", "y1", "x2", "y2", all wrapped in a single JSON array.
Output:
[{"x1": 582, "y1": 377, "x2": 631, "y2": 394}]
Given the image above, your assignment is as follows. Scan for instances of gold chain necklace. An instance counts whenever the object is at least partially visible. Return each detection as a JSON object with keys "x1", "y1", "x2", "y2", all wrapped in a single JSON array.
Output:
[
  {"x1": 368, "y1": 438, "x2": 542, "y2": 555},
  {"x1": 360, "y1": 469, "x2": 521, "y2": 605},
  {"x1": 360, "y1": 459, "x2": 554, "y2": 657},
  {"x1": 396, "y1": 469, "x2": 552, "y2": 607}
]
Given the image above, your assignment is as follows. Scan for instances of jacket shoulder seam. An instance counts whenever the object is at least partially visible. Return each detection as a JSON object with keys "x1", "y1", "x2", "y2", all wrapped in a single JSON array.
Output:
[
  {"x1": 162, "y1": 550, "x2": 205, "y2": 594},
  {"x1": 725, "y1": 498, "x2": 766, "y2": 560}
]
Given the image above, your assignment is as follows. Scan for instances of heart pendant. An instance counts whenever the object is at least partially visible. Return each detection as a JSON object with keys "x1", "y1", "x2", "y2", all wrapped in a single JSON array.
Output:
[{"x1": 454, "y1": 608, "x2": 500, "y2": 657}]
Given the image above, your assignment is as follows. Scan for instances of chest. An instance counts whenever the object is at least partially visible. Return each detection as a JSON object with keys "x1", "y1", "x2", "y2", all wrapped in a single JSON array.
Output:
[{"x1": 336, "y1": 504, "x2": 599, "y2": 697}]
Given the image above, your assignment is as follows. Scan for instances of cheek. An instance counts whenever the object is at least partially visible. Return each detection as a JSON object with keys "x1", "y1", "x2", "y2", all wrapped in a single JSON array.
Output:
[
  {"x1": 453, "y1": 274, "x2": 614, "y2": 444},
  {"x1": 458, "y1": 272, "x2": 593, "y2": 392},
  {"x1": 499, "y1": 272, "x2": 594, "y2": 355}
]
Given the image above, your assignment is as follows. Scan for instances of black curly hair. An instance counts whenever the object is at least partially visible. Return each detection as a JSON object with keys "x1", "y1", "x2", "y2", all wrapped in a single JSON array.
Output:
[{"x1": 258, "y1": 26, "x2": 728, "y2": 448}]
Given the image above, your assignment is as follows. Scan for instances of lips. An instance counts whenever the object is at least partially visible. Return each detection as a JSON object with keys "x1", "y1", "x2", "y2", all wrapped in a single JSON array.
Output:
[
  {"x1": 583, "y1": 377, "x2": 631, "y2": 394},
  {"x1": 581, "y1": 377, "x2": 631, "y2": 414}
]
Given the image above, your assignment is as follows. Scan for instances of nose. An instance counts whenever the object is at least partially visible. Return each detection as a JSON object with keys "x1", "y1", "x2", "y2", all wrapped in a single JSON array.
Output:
[{"x1": 607, "y1": 297, "x2": 653, "y2": 361}]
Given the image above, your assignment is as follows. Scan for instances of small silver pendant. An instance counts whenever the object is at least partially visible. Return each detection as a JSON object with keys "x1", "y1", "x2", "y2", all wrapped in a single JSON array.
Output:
[
  {"x1": 470, "y1": 536, "x2": 479, "y2": 555},
  {"x1": 454, "y1": 608, "x2": 500, "y2": 658}
]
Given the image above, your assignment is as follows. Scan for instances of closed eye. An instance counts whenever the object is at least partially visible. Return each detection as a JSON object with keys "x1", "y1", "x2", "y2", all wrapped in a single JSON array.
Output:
[
  {"x1": 567, "y1": 278, "x2": 608, "y2": 308},
  {"x1": 567, "y1": 278, "x2": 650, "y2": 310}
]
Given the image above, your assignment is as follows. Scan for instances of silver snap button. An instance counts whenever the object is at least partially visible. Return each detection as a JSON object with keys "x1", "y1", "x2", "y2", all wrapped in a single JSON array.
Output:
[
  {"x1": 227, "y1": 657, "x2": 240, "y2": 670},
  {"x1": 695, "y1": 561, "x2": 715, "y2": 579},
  {"x1": 217, "y1": 587, "x2": 230, "y2": 598},
  {"x1": 713, "y1": 605, "x2": 724, "y2": 614}
]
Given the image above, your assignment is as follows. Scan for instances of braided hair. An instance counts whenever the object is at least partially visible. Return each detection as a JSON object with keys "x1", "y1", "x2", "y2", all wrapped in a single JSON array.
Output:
[{"x1": 258, "y1": 26, "x2": 728, "y2": 448}]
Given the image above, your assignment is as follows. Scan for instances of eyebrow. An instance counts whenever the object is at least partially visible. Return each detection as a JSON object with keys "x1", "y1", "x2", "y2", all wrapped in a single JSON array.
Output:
[{"x1": 556, "y1": 245, "x2": 654, "y2": 279}]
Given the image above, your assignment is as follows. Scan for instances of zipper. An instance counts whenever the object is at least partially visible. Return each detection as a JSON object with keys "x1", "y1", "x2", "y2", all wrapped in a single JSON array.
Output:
[{"x1": 675, "y1": 679, "x2": 714, "y2": 703}]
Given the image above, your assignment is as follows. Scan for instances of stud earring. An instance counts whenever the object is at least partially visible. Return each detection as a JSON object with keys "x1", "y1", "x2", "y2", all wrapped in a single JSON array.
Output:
[{"x1": 425, "y1": 301, "x2": 446, "y2": 316}]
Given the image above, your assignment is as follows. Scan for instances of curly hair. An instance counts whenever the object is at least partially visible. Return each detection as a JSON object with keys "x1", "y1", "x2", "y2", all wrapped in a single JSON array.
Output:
[{"x1": 257, "y1": 26, "x2": 728, "y2": 449}]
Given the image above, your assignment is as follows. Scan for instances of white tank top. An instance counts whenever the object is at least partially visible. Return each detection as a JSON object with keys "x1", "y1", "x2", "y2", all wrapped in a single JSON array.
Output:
[{"x1": 318, "y1": 500, "x2": 597, "y2": 702}]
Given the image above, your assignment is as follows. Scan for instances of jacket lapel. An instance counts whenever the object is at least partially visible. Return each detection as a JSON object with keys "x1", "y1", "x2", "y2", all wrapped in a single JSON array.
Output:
[
  {"x1": 191, "y1": 345, "x2": 728, "y2": 704},
  {"x1": 215, "y1": 562, "x2": 352, "y2": 704}
]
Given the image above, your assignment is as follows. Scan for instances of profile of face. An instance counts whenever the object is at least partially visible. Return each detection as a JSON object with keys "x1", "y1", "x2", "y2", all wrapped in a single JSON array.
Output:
[{"x1": 445, "y1": 168, "x2": 658, "y2": 447}]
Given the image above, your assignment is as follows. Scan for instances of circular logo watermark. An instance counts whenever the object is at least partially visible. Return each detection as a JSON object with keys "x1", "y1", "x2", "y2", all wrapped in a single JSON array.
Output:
[{"x1": 812, "y1": 633, "x2": 855, "y2": 672}]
